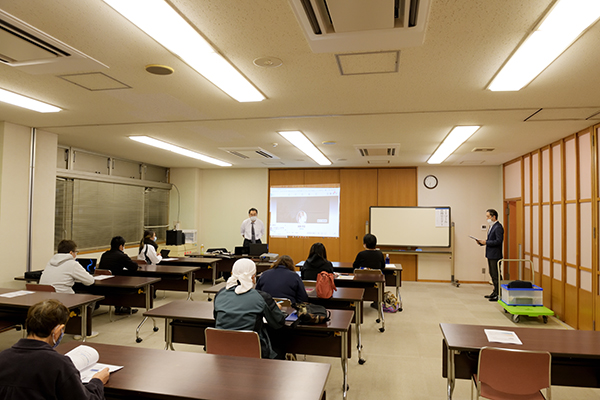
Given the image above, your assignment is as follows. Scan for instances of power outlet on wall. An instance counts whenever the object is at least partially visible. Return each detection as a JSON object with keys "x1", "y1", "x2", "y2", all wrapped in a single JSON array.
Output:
[
  {"x1": 481, "y1": 225, "x2": 487, "y2": 230},
  {"x1": 482, "y1": 268, "x2": 486, "y2": 274}
]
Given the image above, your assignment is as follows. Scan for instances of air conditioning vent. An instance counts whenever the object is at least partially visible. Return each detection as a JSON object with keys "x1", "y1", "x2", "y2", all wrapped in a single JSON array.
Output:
[
  {"x1": 220, "y1": 147, "x2": 280, "y2": 160},
  {"x1": 355, "y1": 144, "x2": 400, "y2": 157},
  {"x1": 471, "y1": 147, "x2": 495, "y2": 153},
  {"x1": 0, "y1": 9, "x2": 107, "y2": 74},
  {"x1": 288, "y1": 0, "x2": 431, "y2": 53}
]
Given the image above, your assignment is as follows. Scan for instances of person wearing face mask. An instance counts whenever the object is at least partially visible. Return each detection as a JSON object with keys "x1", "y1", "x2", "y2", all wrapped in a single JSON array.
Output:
[
  {"x1": 137, "y1": 230, "x2": 162, "y2": 265},
  {"x1": 240, "y1": 208, "x2": 265, "y2": 247},
  {"x1": 0, "y1": 299, "x2": 109, "y2": 399},
  {"x1": 476, "y1": 209, "x2": 504, "y2": 301}
]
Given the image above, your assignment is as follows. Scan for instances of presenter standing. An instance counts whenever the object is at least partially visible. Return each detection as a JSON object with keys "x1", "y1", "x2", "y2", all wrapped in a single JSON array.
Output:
[
  {"x1": 476, "y1": 209, "x2": 504, "y2": 301},
  {"x1": 241, "y1": 208, "x2": 265, "y2": 247}
]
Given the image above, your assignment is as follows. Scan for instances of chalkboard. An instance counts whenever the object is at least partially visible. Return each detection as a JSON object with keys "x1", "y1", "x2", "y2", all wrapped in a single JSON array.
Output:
[{"x1": 369, "y1": 206, "x2": 451, "y2": 247}]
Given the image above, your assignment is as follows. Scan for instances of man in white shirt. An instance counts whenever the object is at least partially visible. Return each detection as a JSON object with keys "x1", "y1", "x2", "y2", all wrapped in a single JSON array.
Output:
[
  {"x1": 240, "y1": 208, "x2": 265, "y2": 247},
  {"x1": 40, "y1": 240, "x2": 94, "y2": 294}
]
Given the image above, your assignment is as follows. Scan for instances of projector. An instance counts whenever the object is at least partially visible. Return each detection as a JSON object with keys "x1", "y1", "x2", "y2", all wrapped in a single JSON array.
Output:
[{"x1": 260, "y1": 253, "x2": 279, "y2": 262}]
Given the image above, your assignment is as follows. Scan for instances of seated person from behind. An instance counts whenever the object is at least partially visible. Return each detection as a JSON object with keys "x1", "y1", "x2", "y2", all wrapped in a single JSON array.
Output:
[
  {"x1": 137, "y1": 230, "x2": 162, "y2": 265},
  {"x1": 99, "y1": 236, "x2": 140, "y2": 315},
  {"x1": 0, "y1": 299, "x2": 109, "y2": 399},
  {"x1": 213, "y1": 258, "x2": 286, "y2": 359},
  {"x1": 300, "y1": 242, "x2": 334, "y2": 281},
  {"x1": 256, "y1": 255, "x2": 309, "y2": 305},
  {"x1": 40, "y1": 240, "x2": 94, "y2": 294},
  {"x1": 353, "y1": 233, "x2": 385, "y2": 271}
]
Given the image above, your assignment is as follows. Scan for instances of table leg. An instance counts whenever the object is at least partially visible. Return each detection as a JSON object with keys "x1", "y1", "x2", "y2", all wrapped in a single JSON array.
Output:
[
  {"x1": 145, "y1": 284, "x2": 157, "y2": 332},
  {"x1": 377, "y1": 283, "x2": 385, "y2": 332},
  {"x1": 395, "y1": 271, "x2": 400, "y2": 300},
  {"x1": 186, "y1": 272, "x2": 194, "y2": 301},
  {"x1": 80, "y1": 305, "x2": 87, "y2": 342},
  {"x1": 212, "y1": 262, "x2": 217, "y2": 284},
  {"x1": 355, "y1": 302, "x2": 364, "y2": 364},
  {"x1": 164, "y1": 318, "x2": 175, "y2": 351},
  {"x1": 341, "y1": 330, "x2": 349, "y2": 399},
  {"x1": 446, "y1": 340, "x2": 455, "y2": 400}
]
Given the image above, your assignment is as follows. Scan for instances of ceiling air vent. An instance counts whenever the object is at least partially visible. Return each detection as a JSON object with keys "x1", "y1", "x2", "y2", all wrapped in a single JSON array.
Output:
[
  {"x1": 220, "y1": 147, "x2": 280, "y2": 160},
  {"x1": 288, "y1": 0, "x2": 431, "y2": 53},
  {"x1": 471, "y1": 147, "x2": 495, "y2": 153},
  {"x1": 355, "y1": 144, "x2": 400, "y2": 157},
  {"x1": 0, "y1": 9, "x2": 107, "y2": 74}
]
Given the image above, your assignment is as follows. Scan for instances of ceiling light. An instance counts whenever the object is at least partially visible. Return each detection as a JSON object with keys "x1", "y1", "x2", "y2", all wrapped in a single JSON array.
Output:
[
  {"x1": 489, "y1": 0, "x2": 600, "y2": 91},
  {"x1": 278, "y1": 131, "x2": 331, "y2": 166},
  {"x1": 427, "y1": 126, "x2": 480, "y2": 164},
  {"x1": 0, "y1": 88, "x2": 61, "y2": 113},
  {"x1": 129, "y1": 136, "x2": 231, "y2": 167},
  {"x1": 103, "y1": 0, "x2": 265, "y2": 102}
]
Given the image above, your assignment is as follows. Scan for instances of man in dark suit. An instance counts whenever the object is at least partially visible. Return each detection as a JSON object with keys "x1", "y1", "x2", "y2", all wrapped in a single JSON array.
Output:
[{"x1": 477, "y1": 209, "x2": 504, "y2": 301}]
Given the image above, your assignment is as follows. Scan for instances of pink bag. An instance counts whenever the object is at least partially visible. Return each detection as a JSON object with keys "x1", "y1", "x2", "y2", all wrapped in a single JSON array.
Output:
[{"x1": 316, "y1": 271, "x2": 337, "y2": 299}]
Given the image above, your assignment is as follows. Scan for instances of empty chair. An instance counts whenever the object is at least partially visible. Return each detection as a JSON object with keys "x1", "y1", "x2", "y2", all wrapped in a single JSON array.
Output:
[
  {"x1": 472, "y1": 346, "x2": 551, "y2": 400},
  {"x1": 25, "y1": 284, "x2": 55, "y2": 292},
  {"x1": 204, "y1": 327, "x2": 261, "y2": 359}
]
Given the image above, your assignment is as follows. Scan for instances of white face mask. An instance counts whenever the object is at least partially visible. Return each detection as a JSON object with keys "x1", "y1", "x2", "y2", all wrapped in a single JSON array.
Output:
[
  {"x1": 487, "y1": 219, "x2": 493, "y2": 224},
  {"x1": 250, "y1": 216, "x2": 257, "y2": 222}
]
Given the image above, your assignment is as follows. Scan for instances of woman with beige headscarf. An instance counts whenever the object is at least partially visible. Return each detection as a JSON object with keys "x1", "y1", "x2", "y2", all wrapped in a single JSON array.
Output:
[{"x1": 213, "y1": 258, "x2": 286, "y2": 359}]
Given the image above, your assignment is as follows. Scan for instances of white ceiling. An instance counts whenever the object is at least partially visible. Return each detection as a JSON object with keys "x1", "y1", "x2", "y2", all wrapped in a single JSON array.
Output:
[{"x1": 0, "y1": 0, "x2": 598, "y2": 169}]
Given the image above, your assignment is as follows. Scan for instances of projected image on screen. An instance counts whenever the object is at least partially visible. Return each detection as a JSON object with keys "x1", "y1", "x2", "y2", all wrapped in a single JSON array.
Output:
[{"x1": 270, "y1": 185, "x2": 340, "y2": 238}]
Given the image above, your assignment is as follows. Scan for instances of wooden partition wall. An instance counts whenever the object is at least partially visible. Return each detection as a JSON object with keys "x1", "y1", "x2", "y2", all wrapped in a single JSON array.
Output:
[
  {"x1": 268, "y1": 168, "x2": 418, "y2": 280},
  {"x1": 503, "y1": 123, "x2": 599, "y2": 330}
]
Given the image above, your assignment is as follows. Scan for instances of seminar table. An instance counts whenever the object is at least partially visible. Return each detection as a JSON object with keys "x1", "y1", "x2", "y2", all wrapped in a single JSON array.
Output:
[
  {"x1": 144, "y1": 300, "x2": 353, "y2": 399},
  {"x1": 158, "y1": 257, "x2": 220, "y2": 282},
  {"x1": 440, "y1": 322, "x2": 600, "y2": 400},
  {"x1": 76, "y1": 276, "x2": 161, "y2": 343},
  {"x1": 204, "y1": 283, "x2": 366, "y2": 364},
  {"x1": 134, "y1": 264, "x2": 201, "y2": 300},
  {"x1": 0, "y1": 288, "x2": 103, "y2": 342},
  {"x1": 57, "y1": 342, "x2": 330, "y2": 400}
]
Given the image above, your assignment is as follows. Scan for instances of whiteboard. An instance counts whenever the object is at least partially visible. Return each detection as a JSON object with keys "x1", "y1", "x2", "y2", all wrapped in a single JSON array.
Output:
[{"x1": 369, "y1": 206, "x2": 451, "y2": 247}]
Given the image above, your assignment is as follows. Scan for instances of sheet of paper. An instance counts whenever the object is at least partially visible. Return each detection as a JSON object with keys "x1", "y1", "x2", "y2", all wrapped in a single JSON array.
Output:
[
  {"x1": 335, "y1": 274, "x2": 354, "y2": 280},
  {"x1": 161, "y1": 257, "x2": 178, "y2": 261},
  {"x1": 385, "y1": 264, "x2": 396, "y2": 269},
  {"x1": 435, "y1": 208, "x2": 450, "y2": 227},
  {"x1": 93, "y1": 275, "x2": 114, "y2": 280},
  {"x1": 484, "y1": 329, "x2": 522, "y2": 345},
  {"x1": 80, "y1": 363, "x2": 123, "y2": 383},
  {"x1": 469, "y1": 235, "x2": 480, "y2": 241},
  {"x1": 0, "y1": 290, "x2": 34, "y2": 298}
]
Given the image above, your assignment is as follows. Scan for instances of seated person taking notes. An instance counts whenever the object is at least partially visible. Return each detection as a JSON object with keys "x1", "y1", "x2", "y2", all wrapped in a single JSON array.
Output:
[
  {"x1": 300, "y1": 242, "x2": 334, "y2": 280},
  {"x1": 0, "y1": 299, "x2": 109, "y2": 399},
  {"x1": 353, "y1": 233, "x2": 385, "y2": 271},
  {"x1": 213, "y1": 259, "x2": 286, "y2": 359},
  {"x1": 137, "y1": 230, "x2": 162, "y2": 265},
  {"x1": 256, "y1": 255, "x2": 309, "y2": 305},
  {"x1": 40, "y1": 240, "x2": 94, "y2": 294},
  {"x1": 99, "y1": 236, "x2": 140, "y2": 315}
]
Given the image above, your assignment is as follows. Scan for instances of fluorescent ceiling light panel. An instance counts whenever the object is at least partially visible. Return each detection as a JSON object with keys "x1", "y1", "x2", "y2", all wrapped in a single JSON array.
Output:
[
  {"x1": 0, "y1": 88, "x2": 61, "y2": 113},
  {"x1": 427, "y1": 126, "x2": 480, "y2": 164},
  {"x1": 278, "y1": 131, "x2": 332, "y2": 166},
  {"x1": 489, "y1": 0, "x2": 600, "y2": 91},
  {"x1": 129, "y1": 136, "x2": 231, "y2": 167},
  {"x1": 103, "y1": 0, "x2": 265, "y2": 102}
]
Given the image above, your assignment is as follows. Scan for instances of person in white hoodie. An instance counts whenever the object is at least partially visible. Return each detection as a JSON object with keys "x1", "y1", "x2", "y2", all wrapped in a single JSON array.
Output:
[{"x1": 40, "y1": 240, "x2": 94, "y2": 294}]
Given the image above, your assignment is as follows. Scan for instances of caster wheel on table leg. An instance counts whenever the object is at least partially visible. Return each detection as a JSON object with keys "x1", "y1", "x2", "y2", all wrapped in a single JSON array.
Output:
[
  {"x1": 153, "y1": 326, "x2": 159, "y2": 332},
  {"x1": 543, "y1": 316, "x2": 548, "y2": 324},
  {"x1": 136, "y1": 337, "x2": 143, "y2": 343},
  {"x1": 379, "y1": 327, "x2": 385, "y2": 333},
  {"x1": 376, "y1": 319, "x2": 380, "y2": 323},
  {"x1": 358, "y1": 358, "x2": 366, "y2": 365},
  {"x1": 512, "y1": 315, "x2": 520, "y2": 323},
  {"x1": 208, "y1": 298, "x2": 212, "y2": 302}
]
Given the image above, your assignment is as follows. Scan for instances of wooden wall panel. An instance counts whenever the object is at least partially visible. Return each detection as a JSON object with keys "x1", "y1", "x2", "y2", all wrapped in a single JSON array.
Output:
[
  {"x1": 339, "y1": 169, "x2": 378, "y2": 262},
  {"x1": 542, "y1": 274, "x2": 552, "y2": 307},
  {"x1": 552, "y1": 278, "x2": 564, "y2": 320},
  {"x1": 304, "y1": 169, "x2": 340, "y2": 184},
  {"x1": 376, "y1": 168, "x2": 417, "y2": 206},
  {"x1": 269, "y1": 169, "x2": 304, "y2": 185},
  {"x1": 269, "y1": 236, "x2": 308, "y2": 267},
  {"x1": 579, "y1": 287, "x2": 593, "y2": 330},
  {"x1": 565, "y1": 283, "x2": 578, "y2": 328}
]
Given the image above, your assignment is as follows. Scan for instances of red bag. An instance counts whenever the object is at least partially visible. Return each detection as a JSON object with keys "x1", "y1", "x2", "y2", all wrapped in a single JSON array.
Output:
[{"x1": 316, "y1": 271, "x2": 337, "y2": 299}]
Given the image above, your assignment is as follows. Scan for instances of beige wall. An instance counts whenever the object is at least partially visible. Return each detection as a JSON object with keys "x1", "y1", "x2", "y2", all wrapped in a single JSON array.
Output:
[
  {"x1": 417, "y1": 166, "x2": 503, "y2": 282},
  {"x1": 0, "y1": 123, "x2": 57, "y2": 287}
]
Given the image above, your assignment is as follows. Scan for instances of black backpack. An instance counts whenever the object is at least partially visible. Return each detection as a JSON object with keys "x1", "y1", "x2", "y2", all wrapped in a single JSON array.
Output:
[{"x1": 291, "y1": 302, "x2": 331, "y2": 328}]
